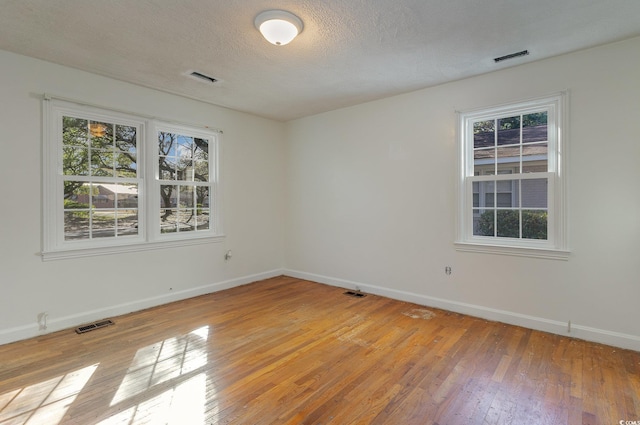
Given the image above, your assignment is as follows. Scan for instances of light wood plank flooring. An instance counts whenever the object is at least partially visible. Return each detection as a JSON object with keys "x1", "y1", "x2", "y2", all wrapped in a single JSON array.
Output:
[{"x1": 1, "y1": 276, "x2": 639, "y2": 424}]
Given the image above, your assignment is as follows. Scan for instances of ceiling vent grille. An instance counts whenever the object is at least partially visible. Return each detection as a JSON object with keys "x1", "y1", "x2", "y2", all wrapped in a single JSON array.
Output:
[
  {"x1": 75, "y1": 319, "x2": 114, "y2": 334},
  {"x1": 187, "y1": 71, "x2": 218, "y2": 84},
  {"x1": 494, "y1": 50, "x2": 529, "y2": 63}
]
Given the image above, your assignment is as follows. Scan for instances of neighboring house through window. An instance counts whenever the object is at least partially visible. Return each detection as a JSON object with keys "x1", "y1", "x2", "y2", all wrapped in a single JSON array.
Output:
[{"x1": 456, "y1": 93, "x2": 568, "y2": 259}]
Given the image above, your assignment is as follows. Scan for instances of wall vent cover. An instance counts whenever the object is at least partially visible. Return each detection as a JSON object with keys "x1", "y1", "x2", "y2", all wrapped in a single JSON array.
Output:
[{"x1": 75, "y1": 319, "x2": 114, "y2": 334}]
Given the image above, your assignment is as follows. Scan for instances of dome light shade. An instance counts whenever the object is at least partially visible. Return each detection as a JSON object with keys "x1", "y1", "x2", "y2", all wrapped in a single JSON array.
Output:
[{"x1": 255, "y1": 10, "x2": 303, "y2": 46}]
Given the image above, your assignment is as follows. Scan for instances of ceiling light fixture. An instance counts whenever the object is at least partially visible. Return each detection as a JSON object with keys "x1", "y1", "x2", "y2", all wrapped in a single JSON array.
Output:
[{"x1": 254, "y1": 10, "x2": 303, "y2": 46}]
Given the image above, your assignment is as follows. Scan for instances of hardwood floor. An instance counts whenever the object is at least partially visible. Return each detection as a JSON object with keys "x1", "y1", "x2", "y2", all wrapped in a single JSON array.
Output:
[{"x1": 1, "y1": 276, "x2": 638, "y2": 424}]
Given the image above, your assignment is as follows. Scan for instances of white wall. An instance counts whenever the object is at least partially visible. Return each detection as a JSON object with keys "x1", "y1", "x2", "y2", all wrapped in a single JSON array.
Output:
[
  {"x1": 285, "y1": 37, "x2": 640, "y2": 351},
  {"x1": 0, "y1": 50, "x2": 287, "y2": 344},
  {"x1": 2, "y1": 37, "x2": 640, "y2": 351}
]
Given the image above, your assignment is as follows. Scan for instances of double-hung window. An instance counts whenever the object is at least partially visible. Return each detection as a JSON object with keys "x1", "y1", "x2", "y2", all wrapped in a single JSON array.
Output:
[
  {"x1": 154, "y1": 124, "x2": 217, "y2": 237},
  {"x1": 43, "y1": 98, "x2": 223, "y2": 260},
  {"x1": 456, "y1": 93, "x2": 568, "y2": 259}
]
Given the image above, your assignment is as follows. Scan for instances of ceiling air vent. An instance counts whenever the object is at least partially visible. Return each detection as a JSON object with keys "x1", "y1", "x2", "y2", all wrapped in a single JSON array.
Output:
[
  {"x1": 494, "y1": 50, "x2": 529, "y2": 63},
  {"x1": 186, "y1": 70, "x2": 218, "y2": 84}
]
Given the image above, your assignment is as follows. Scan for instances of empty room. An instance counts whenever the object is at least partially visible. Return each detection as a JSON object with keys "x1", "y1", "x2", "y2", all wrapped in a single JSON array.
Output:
[{"x1": 1, "y1": 1, "x2": 639, "y2": 424}]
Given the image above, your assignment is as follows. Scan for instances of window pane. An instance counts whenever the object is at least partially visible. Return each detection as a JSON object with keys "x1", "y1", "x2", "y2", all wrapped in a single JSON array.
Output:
[
  {"x1": 177, "y1": 210, "x2": 195, "y2": 233},
  {"x1": 496, "y1": 193, "x2": 512, "y2": 207},
  {"x1": 160, "y1": 209, "x2": 178, "y2": 233},
  {"x1": 496, "y1": 210, "x2": 520, "y2": 238},
  {"x1": 496, "y1": 146, "x2": 520, "y2": 168},
  {"x1": 521, "y1": 179, "x2": 547, "y2": 208},
  {"x1": 115, "y1": 125, "x2": 137, "y2": 153},
  {"x1": 522, "y1": 112, "x2": 547, "y2": 143},
  {"x1": 473, "y1": 120, "x2": 494, "y2": 149},
  {"x1": 118, "y1": 184, "x2": 138, "y2": 208},
  {"x1": 196, "y1": 187, "x2": 209, "y2": 208},
  {"x1": 89, "y1": 122, "x2": 113, "y2": 148},
  {"x1": 496, "y1": 179, "x2": 512, "y2": 191},
  {"x1": 496, "y1": 178, "x2": 518, "y2": 207},
  {"x1": 92, "y1": 210, "x2": 116, "y2": 238},
  {"x1": 64, "y1": 211, "x2": 90, "y2": 240},
  {"x1": 522, "y1": 163, "x2": 547, "y2": 173},
  {"x1": 91, "y1": 184, "x2": 109, "y2": 209},
  {"x1": 522, "y1": 210, "x2": 548, "y2": 240},
  {"x1": 522, "y1": 143, "x2": 547, "y2": 173},
  {"x1": 177, "y1": 135, "x2": 193, "y2": 159},
  {"x1": 64, "y1": 183, "x2": 91, "y2": 209},
  {"x1": 63, "y1": 147, "x2": 89, "y2": 176},
  {"x1": 478, "y1": 181, "x2": 494, "y2": 207},
  {"x1": 474, "y1": 148, "x2": 494, "y2": 175},
  {"x1": 178, "y1": 209, "x2": 196, "y2": 232},
  {"x1": 180, "y1": 186, "x2": 194, "y2": 208},
  {"x1": 176, "y1": 160, "x2": 193, "y2": 181},
  {"x1": 196, "y1": 209, "x2": 210, "y2": 230},
  {"x1": 497, "y1": 116, "x2": 520, "y2": 145},
  {"x1": 160, "y1": 185, "x2": 177, "y2": 208},
  {"x1": 158, "y1": 132, "x2": 176, "y2": 156},
  {"x1": 473, "y1": 209, "x2": 494, "y2": 236},
  {"x1": 472, "y1": 181, "x2": 479, "y2": 207},
  {"x1": 115, "y1": 153, "x2": 137, "y2": 178},
  {"x1": 194, "y1": 160, "x2": 209, "y2": 182},
  {"x1": 159, "y1": 157, "x2": 174, "y2": 180},
  {"x1": 92, "y1": 193, "x2": 113, "y2": 210},
  {"x1": 117, "y1": 209, "x2": 138, "y2": 236},
  {"x1": 91, "y1": 150, "x2": 114, "y2": 177},
  {"x1": 159, "y1": 157, "x2": 176, "y2": 180},
  {"x1": 194, "y1": 137, "x2": 209, "y2": 160},
  {"x1": 63, "y1": 117, "x2": 88, "y2": 146},
  {"x1": 160, "y1": 209, "x2": 197, "y2": 233}
]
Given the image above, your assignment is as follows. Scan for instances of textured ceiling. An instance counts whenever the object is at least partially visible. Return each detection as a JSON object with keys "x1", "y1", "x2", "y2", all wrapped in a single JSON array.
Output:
[{"x1": 1, "y1": 0, "x2": 639, "y2": 121}]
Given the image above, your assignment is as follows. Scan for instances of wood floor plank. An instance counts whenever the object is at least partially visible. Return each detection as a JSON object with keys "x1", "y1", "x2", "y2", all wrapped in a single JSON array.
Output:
[{"x1": 0, "y1": 276, "x2": 639, "y2": 425}]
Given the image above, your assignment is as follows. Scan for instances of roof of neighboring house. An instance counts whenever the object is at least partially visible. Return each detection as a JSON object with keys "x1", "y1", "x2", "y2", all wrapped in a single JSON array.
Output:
[
  {"x1": 473, "y1": 125, "x2": 548, "y2": 161},
  {"x1": 474, "y1": 125, "x2": 548, "y2": 148},
  {"x1": 97, "y1": 184, "x2": 138, "y2": 196}
]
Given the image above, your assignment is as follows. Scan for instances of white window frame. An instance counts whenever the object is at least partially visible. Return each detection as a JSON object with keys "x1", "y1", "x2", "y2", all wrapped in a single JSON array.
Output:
[
  {"x1": 42, "y1": 97, "x2": 224, "y2": 261},
  {"x1": 150, "y1": 122, "x2": 222, "y2": 241},
  {"x1": 455, "y1": 92, "x2": 569, "y2": 260}
]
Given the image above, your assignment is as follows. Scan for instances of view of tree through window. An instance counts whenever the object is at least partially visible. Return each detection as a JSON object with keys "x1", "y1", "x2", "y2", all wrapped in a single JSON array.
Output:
[
  {"x1": 45, "y1": 99, "x2": 223, "y2": 258},
  {"x1": 62, "y1": 116, "x2": 139, "y2": 240},
  {"x1": 157, "y1": 131, "x2": 211, "y2": 233}
]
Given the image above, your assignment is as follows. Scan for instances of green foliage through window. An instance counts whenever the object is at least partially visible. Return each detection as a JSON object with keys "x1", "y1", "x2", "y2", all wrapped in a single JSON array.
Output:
[{"x1": 476, "y1": 210, "x2": 547, "y2": 240}]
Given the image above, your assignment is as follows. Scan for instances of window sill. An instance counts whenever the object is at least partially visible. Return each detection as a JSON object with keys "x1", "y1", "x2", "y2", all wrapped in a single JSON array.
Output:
[
  {"x1": 454, "y1": 242, "x2": 570, "y2": 260},
  {"x1": 41, "y1": 235, "x2": 225, "y2": 261}
]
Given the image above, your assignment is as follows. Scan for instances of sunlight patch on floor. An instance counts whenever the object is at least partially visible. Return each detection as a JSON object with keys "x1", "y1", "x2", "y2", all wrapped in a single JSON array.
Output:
[
  {"x1": 98, "y1": 373, "x2": 206, "y2": 425},
  {"x1": 0, "y1": 364, "x2": 98, "y2": 425},
  {"x1": 111, "y1": 326, "x2": 210, "y2": 406}
]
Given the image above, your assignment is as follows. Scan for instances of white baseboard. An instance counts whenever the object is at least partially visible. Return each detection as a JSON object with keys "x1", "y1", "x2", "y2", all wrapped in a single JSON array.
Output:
[
  {"x1": 0, "y1": 269, "x2": 284, "y2": 346},
  {"x1": 284, "y1": 269, "x2": 640, "y2": 352}
]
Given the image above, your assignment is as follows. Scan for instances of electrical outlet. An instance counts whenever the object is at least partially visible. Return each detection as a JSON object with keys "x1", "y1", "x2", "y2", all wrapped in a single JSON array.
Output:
[
  {"x1": 445, "y1": 266, "x2": 452, "y2": 275},
  {"x1": 224, "y1": 250, "x2": 233, "y2": 261}
]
